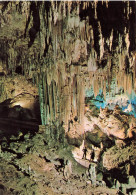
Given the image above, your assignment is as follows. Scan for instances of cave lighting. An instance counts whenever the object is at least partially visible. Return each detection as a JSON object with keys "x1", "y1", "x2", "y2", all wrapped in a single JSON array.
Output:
[{"x1": 12, "y1": 101, "x2": 29, "y2": 108}]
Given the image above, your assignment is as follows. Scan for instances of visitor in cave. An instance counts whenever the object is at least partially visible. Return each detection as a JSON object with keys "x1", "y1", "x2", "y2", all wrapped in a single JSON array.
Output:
[{"x1": 82, "y1": 146, "x2": 87, "y2": 160}]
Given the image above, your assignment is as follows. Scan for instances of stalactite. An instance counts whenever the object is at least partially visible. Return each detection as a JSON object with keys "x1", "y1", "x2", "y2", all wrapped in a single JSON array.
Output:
[{"x1": 1, "y1": 1, "x2": 136, "y2": 135}]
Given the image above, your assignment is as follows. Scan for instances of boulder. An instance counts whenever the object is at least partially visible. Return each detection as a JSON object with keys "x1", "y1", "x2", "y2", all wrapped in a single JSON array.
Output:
[{"x1": 85, "y1": 125, "x2": 114, "y2": 148}]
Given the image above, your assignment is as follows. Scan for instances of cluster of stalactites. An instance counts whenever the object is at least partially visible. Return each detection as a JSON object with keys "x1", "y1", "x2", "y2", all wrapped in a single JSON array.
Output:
[
  {"x1": 1, "y1": 1, "x2": 136, "y2": 131},
  {"x1": 42, "y1": 1, "x2": 133, "y2": 63},
  {"x1": 36, "y1": 1, "x2": 136, "y2": 128}
]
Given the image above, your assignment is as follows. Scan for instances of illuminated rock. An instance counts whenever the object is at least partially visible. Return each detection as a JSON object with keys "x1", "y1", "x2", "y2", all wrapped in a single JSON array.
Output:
[{"x1": 0, "y1": 2, "x2": 136, "y2": 194}]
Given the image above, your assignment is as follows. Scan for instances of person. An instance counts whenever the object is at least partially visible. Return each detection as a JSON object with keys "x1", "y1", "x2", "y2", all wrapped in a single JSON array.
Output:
[{"x1": 82, "y1": 146, "x2": 87, "y2": 160}]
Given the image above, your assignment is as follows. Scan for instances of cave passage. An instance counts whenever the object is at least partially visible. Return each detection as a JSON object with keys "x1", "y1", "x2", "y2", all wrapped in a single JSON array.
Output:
[{"x1": 0, "y1": 95, "x2": 41, "y2": 137}]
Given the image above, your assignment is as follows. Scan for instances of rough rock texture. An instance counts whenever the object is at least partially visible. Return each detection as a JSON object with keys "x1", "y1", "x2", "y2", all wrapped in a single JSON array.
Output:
[
  {"x1": 0, "y1": 127, "x2": 119, "y2": 195},
  {"x1": 1, "y1": 1, "x2": 136, "y2": 129},
  {"x1": 0, "y1": 1, "x2": 136, "y2": 195}
]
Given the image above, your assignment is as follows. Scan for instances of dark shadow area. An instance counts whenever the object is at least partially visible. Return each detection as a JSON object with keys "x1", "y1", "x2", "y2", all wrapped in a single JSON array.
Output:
[
  {"x1": 65, "y1": 134, "x2": 83, "y2": 147},
  {"x1": 1, "y1": 2, "x2": 9, "y2": 13},
  {"x1": 0, "y1": 183, "x2": 9, "y2": 195},
  {"x1": 79, "y1": 1, "x2": 136, "y2": 57},
  {"x1": 15, "y1": 66, "x2": 24, "y2": 75},
  {"x1": 28, "y1": 2, "x2": 41, "y2": 47},
  {"x1": 0, "y1": 96, "x2": 41, "y2": 138}
]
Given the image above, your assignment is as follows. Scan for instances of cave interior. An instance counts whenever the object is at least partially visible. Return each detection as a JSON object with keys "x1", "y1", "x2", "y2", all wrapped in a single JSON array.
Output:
[{"x1": 0, "y1": 1, "x2": 136, "y2": 195}]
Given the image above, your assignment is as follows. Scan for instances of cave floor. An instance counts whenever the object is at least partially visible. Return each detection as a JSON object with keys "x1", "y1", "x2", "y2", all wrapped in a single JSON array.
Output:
[{"x1": 0, "y1": 125, "x2": 119, "y2": 195}]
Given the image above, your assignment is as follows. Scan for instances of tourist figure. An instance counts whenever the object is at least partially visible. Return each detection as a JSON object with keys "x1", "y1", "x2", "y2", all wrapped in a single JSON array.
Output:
[{"x1": 82, "y1": 146, "x2": 87, "y2": 160}]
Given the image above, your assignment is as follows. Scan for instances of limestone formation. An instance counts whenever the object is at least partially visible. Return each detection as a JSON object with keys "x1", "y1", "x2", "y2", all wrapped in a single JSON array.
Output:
[{"x1": 0, "y1": 1, "x2": 136, "y2": 194}]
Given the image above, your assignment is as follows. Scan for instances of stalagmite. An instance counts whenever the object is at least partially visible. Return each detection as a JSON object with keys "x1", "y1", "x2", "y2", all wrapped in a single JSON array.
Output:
[{"x1": 0, "y1": 1, "x2": 136, "y2": 137}]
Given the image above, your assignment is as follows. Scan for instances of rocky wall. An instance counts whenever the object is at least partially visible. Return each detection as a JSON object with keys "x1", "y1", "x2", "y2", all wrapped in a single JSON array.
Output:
[
  {"x1": 0, "y1": 1, "x2": 136, "y2": 134},
  {"x1": 1, "y1": 2, "x2": 136, "y2": 194}
]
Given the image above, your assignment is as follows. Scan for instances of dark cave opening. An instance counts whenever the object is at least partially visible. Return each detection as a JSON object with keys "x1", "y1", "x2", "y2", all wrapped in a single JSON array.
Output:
[{"x1": 15, "y1": 66, "x2": 23, "y2": 75}]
